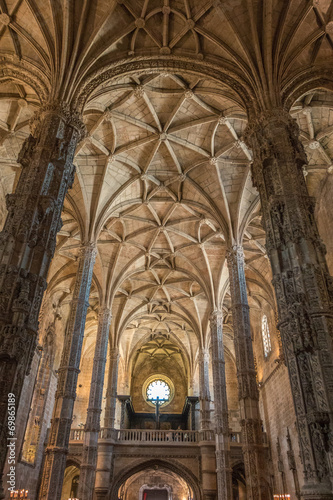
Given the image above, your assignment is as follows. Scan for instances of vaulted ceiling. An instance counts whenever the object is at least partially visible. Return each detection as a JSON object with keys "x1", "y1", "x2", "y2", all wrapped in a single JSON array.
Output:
[{"x1": 0, "y1": 0, "x2": 332, "y2": 372}]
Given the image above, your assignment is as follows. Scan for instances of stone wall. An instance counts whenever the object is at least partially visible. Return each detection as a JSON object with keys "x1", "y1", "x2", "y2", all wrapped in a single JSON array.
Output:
[
  {"x1": 259, "y1": 365, "x2": 302, "y2": 498},
  {"x1": 251, "y1": 306, "x2": 302, "y2": 498},
  {"x1": 316, "y1": 173, "x2": 333, "y2": 274},
  {"x1": 131, "y1": 356, "x2": 187, "y2": 415}
]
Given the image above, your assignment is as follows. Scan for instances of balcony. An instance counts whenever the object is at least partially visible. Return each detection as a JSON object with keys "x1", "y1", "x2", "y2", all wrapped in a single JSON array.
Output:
[
  {"x1": 69, "y1": 428, "x2": 214, "y2": 444},
  {"x1": 69, "y1": 428, "x2": 268, "y2": 446}
]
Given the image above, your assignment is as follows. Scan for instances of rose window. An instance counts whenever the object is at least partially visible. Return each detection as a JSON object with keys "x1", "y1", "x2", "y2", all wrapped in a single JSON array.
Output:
[{"x1": 146, "y1": 380, "x2": 170, "y2": 404}]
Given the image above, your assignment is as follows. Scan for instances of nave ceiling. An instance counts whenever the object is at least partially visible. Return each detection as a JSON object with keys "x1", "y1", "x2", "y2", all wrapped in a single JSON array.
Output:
[{"x1": 0, "y1": 0, "x2": 333, "y2": 374}]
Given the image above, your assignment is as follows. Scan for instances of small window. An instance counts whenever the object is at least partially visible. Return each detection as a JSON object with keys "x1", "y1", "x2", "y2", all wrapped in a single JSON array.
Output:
[
  {"x1": 146, "y1": 379, "x2": 170, "y2": 404},
  {"x1": 262, "y1": 314, "x2": 271, "y2": 357}
]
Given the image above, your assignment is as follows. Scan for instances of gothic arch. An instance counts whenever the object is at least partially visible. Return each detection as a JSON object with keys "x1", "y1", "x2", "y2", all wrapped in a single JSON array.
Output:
[
  {"x1": 282, "y1": 70, "x2": 333, "y2": 111},
  {"x1": 71, "y1": 56, "x2": 255, "y2": 115},
  {"x1": 66, "y1": 456, "x2": 81, "y2": 468},
  {"x1": 110, "y1": 458, "x2": 203, "y2": 500},
  {"x1": 0, "y1": 61, "x2": 49, "y2": 103}
]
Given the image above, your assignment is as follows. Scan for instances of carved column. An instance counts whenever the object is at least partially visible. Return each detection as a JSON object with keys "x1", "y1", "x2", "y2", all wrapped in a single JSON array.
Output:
[
  {"x1": 199, "y1": 348, "x2": 211, "y2": 430},
  {"x1": 277, "y1": 437, "x2": 287, "y2": 495},
  {"x1": 0, "y1": 103, "x2": 84, "y2": 496},
  {"x1": 246, "y1": 109, "x2": 333, "y2": 499},
  {"x1": 78, "y1": 307, "x2": 112, "y2": 500},
  {"x1": 94, "y1": 347, "x2": 119, "y2": 500},
  {"x1": 210, "y1": 310, "x2": 232, "y2": 500},
  {"x1": 227, "y1": 245, "x2": 269, "y2": 499},
  {"x1": 286, "y1": 427, "x2": 301, "y2": 500},
  {"x1": 21, "y1": 323, "x2": 56, "y2": 465},
  {"x1": 39, "y1": 243, "x2": 97, "y2": 500},
  {"x1": 103, "y1": 347, "x2": 120, "y2": 429}
]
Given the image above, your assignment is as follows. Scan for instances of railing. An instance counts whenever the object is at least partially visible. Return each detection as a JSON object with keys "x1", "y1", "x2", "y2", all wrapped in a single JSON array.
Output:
[
  {"x1": 98, "y1": 428, "x2": 216, "y2": 443},
  {"x1": 113, "y1": 428, "x2": 199, "y2": 443},
  {"x1": 70, "y1": 428, "x2": 267, "y2": 446},
  {"x1": 230, "y1": 432, "x2": 241, "y2": 444},
  {"x1": 199, "y1": 429, "x2": 215, "y2": 442},
  {"x1": 230, "y1": 431, "x2": 268, "y2": 445},
  {"x1": 69, "y1": 429, "x2": 84, "y2": 441}
]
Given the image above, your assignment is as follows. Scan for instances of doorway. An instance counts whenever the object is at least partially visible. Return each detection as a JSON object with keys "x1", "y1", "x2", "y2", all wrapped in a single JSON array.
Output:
[{"x1": 143, "y1": 489, "x2": 169, "y2": 500}]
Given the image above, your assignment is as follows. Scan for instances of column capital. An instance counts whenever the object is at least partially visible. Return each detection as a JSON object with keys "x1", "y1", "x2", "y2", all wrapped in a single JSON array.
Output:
[
  {"x1": 226, "y1": 244, "x2": 244, "y2": 265},
  {"x1": 246, "y1": 107, "x2": 294, "y2": 132},
  {"x1": 98, "y1": 305, "x2": 111, "y2": 316},
  {"x1": 97, "y1": 306, "x2": 112, "y2": 331},
  {"x1": 209, "y1": 309, "x2": 223, "y2": 325},
  {"x1": 244, "y1": 108, "x2": 307, "y2": 168},
  {"x1": 79, "y1": 242, "x2": 98, "y2": 260},
  {"x1": 109, "y1": 346, "x2": 119, "y2": 360},
  {"x1": 198, "y1": 347, "x2": 210, "y2": 362},
  {"x1": 30, "y1": 101, "x2": 86, "y2": 140}
]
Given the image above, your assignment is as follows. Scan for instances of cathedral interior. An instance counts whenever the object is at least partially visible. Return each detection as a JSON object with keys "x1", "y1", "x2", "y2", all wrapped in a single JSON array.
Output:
[{"x1": 0, "y1": 0, "x2": 333, "y2": 499}]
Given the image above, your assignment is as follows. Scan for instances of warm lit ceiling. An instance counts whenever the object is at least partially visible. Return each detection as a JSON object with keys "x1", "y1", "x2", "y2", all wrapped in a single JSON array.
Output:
[{"x1": 0, "y1": 0, "x2": 332, "y2": 369}]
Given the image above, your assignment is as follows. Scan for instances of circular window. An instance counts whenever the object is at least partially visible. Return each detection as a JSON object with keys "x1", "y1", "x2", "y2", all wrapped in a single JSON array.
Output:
[
  {"x1": 143, "y1": 374, "x2": 174, "y2": 408},
  {"x1": 147, "y1": 380, "x2": 170, "y2": 403}
]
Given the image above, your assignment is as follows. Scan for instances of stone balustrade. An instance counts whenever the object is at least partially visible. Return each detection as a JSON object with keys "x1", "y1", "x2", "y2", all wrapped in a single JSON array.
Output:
[
  {"x1": 70, "y1": 429, "x2": 85, "y2": 441},
  {"x1": 69, "y1": 427, "x2": 268, "y2": 445}
]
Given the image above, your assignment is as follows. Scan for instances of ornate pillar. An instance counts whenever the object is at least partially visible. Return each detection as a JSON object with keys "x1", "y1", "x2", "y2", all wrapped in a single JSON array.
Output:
[
  {"x1": 78, "y1": 307, "x2": 112, "y2": 500},
  {"x1": 286, "y1": 427, "x2": 301, "y2": 500},
  {"x1": 227, "y1": 245, "x2": 270, "y2": 499},
  {"x1": 39, "y1": 243, "x2": 97, "y2": 500},
  {"x1": 277, "y1": 437, "x2": 287, "y2": 495},
  {"x1": 210, "y1": 310, "x2": 232, "y2": 500},
  {"x1": 246, "y1": 109, "x2": 333, "y2": 499},
  {"x1": 0, "y1": 103, "x2": 84, "y2": 496},
  {"x1": 103, "y1": 347, "x2": 120, "y2": 429},
  {"x1": 94, "y1": 347, "x2": 119, "y2": 500},
  {"x1": 21, "y1": 323, "x2": 56, "y2": 465},
  {"x1": 199, "y1": 348, "x2": 211, "y2": 430}
]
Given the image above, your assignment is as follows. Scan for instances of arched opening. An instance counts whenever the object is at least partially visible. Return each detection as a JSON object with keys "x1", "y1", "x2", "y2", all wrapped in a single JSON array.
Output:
[
  {"x1": 232, "y1": 463, "x2": 246, "y2": 500},
  {"x1": 112, "y1": 460, "x2": 200, "y2": 500},
  {"x1": 60, "y1": 465, "x2": 80, "y2": 500}
]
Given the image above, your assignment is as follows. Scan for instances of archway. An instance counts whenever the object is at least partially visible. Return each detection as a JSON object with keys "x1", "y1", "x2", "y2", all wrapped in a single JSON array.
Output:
[
  {"x1": 60, "y1": 464, "x2": 80, "y2": 500},
  {"x1": 231, "y1": 462, "x2": 246, "y2": 500},
  {"x1": 111, "y1": 459, "x2": 202, "y2": 500}
]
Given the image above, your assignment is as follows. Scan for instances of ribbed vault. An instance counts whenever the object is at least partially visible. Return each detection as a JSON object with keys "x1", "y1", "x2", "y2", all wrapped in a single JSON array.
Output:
[{"x1": 0, "y1": 0, "x2": 332, "y2": 388}]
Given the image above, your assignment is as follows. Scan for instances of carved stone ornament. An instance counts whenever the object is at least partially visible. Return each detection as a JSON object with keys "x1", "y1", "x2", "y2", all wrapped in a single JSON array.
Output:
[
  {"x1": 0, "y1": 102, "x2": 85, "y2": 498},
  {"x1": 78, "y1": 307, "x2": 112, "y2": 500},
  {"x1": 72, "y1": 56, "x2": 255, "y2": 113},
  {"x1": 209, "y1": 310, "x2": 233, "y2": 500},
  {"x1": 38, "y1": 244, "x2": 97, "y2": 500},
  {"x1": 245, "y1": 109, "x2": 333, "y2": 499},
  {"x1": 226, "y1": 245, "x2": 270, "y2": 500},
  {"x1": 198, "y1": 348, "x2": 211, "y2": 430}
]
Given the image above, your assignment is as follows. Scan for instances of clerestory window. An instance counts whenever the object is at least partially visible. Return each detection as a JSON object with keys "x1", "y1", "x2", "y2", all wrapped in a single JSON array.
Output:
[{"x1": 262, "y1": 314, "x2": 272, "y2": 357}]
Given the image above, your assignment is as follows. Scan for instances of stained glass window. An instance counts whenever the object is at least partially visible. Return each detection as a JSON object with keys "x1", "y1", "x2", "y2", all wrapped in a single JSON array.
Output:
[
  {"x1": 146, "y1": 379, "x2": 170, "y2": 403},
  {"x1": 262, "y1": 314, "x2": 271, "y2": 357}
]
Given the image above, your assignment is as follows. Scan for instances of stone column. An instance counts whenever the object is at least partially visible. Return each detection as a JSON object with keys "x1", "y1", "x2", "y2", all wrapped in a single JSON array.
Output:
[
  {"x1": 103, "y1": 347, "x2": 120, "y2": 429},
  {"x1": 227, "y1": 245, "x2": 270, "y2": 500},
  {"x1": 21, "y1": 323, "x2": 56, "y2": 465},
  {"x1": 94, "y1": 347, "x2": 119, "y2": 500},
  {"x1": 210, "y1": 310, "x2": 232, "y2": 500},
  {"x1": 78, "y1": 307, "x2": 112, "y2": 500},
  {"x1": 0, "y1": 103, "x2": 84, "y2": 496},
  {"x1": 38, "y1": 243, "x2": 97, "y2": 500},
  {"x1": 198, "y1": 348, "x2": 216, "y2": 499},
  {"x1": 199, "y1": 348, "x2": 211, "y2": 430},
  {"x1": 286, "y1": 427, "x2": 301, "y2": 500},
  {"x1": 246, "y1": 109, "x2": 333, "y2": 499}
]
